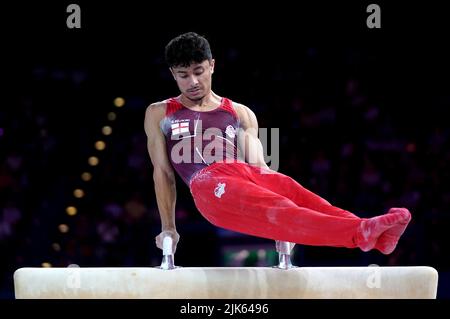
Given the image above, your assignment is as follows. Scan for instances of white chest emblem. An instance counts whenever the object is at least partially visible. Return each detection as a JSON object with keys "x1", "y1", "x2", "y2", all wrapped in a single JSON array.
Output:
[
  {"x1": 225, "y1": 125, "x2": 236, "y2": 138},
  {"x1": 214, "y1": 182, "x2": 226, "y2": 198},
  {"x1": 171, "y1": 119, "x2": 190, "y2": 136}
]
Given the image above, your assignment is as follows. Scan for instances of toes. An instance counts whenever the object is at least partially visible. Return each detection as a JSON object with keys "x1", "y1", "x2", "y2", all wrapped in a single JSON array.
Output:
[{"x1": 388, "y1": 208, "x2": 412, "y2": 222}]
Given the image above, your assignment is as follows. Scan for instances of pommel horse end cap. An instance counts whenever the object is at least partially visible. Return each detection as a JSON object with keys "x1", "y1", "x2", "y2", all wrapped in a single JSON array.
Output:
[{"x1": 14, "y1": 266, "x2": 438, "y2": 299}]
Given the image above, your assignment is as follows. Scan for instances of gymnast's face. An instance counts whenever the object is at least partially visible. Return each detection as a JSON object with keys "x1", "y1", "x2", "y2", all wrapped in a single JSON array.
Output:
[{"x1": 170, "y1": 59, "x2": 215, "y2": 102}]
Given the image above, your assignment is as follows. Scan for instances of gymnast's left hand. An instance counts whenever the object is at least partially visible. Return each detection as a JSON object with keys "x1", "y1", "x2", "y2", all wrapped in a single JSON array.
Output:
[{"x1": 155, "y1": 229, "x2": 180, "y2": 254}]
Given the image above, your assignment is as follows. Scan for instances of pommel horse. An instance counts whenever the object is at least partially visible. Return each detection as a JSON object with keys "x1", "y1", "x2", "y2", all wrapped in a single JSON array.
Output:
[{"x1": 14, "y1": 238, "x2": 438, "y2": 298}]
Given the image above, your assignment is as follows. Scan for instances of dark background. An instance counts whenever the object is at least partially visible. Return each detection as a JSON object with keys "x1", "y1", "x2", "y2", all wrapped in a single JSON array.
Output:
[{"x1": 2, "y1": 1, "x2": 450, "y2": 298}]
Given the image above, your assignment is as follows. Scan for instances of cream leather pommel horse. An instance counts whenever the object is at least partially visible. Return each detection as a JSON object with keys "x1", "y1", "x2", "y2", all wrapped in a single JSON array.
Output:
[{"x1": 14, "y1": 238, "x2": 439, "y2": 299}]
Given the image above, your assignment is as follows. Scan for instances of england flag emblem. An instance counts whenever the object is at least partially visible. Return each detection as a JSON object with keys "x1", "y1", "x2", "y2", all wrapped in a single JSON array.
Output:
[{"x1": 171, "y1": 120, "x2": 190, "y2": 136}]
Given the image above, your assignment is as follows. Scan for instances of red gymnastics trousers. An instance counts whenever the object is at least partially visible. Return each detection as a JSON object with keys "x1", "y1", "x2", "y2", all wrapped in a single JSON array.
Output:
[{"x1": 189, "y1": 162, "x2": 411, "y2": 254}]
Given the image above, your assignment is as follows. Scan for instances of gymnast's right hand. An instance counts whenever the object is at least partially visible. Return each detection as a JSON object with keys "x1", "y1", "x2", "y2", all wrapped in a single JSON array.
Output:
[{"x1": 155, "y1": 229, "x2": 180, "y2": 254}]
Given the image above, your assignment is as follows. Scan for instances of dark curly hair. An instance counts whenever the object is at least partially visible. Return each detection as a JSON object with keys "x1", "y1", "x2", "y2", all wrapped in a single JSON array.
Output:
[{"x1": 165, "y1": 32, "x2": 212, "y2": 68}]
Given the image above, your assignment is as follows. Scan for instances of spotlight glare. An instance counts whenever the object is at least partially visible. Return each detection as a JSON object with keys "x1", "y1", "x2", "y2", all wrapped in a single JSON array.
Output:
[
  {"x1": 73, "y1": 189, "x2": 84, "y2": 198},
  {"x1": 88, "y1": 156, "x2": 99, "y2": 166},
  {"x1": 81, "y1": 172, "x2": 92, "y2": 181},
  {"x1": 95, "y1": 141, "x2": 106, "y2": 151},
  {"x1": 102, "y1": 126, "x2": 112, "y2": 136},
  {"x1": 58, "y1": 224, "x2": 69, "y2": 233},
  {"x1": 66, "y1": 206, "x2": 78, "y2": 216},
  {"x1": 114, "y1": 97, "x2": 125, "y2": 108},
  {"x1": 107, "y1": 112, "x2": 117, "y2": 121}
]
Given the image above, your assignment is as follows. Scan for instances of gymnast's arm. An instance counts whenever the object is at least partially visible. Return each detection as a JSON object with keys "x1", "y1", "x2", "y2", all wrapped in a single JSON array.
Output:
[
  {"x1": 144, "y1": 102, "x2": 180, "y2": 253},
  {"x1": 234, "y1": 103, "x2": 270, "y2": 170}
]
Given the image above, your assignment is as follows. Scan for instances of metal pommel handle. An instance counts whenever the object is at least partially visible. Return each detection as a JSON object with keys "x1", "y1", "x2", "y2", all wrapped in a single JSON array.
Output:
[
  {"x1": 274, "y1": 241, "x2": 297, "y2": 270},
  {"x1": 159, "y1": 236, "x2": 177, "y2": 270}
]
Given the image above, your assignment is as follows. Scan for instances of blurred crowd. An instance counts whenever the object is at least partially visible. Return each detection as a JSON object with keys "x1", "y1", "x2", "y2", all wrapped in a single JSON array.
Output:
[{"x1": 1, "y1": 44, "x2": 449, "y2": 298}]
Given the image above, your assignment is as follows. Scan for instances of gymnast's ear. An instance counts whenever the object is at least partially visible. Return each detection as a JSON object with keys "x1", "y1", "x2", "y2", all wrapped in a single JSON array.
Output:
[{"x1": 209, "y1": 59, "x2": 215, "y2": 74}]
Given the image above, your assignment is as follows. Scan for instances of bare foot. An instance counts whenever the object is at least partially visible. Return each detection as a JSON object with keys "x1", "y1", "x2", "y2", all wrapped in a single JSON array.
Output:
[
  {"x1": 356, "y1": 210, "x2": 411, "y2": 252},
  {"x1": 374, "y1": 208, "x2": 412, "y2": 255}
]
